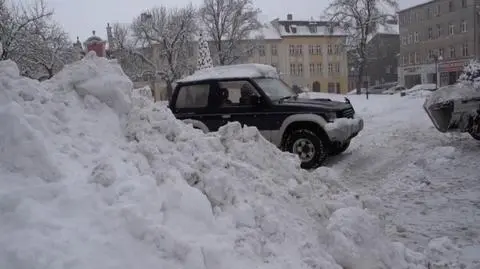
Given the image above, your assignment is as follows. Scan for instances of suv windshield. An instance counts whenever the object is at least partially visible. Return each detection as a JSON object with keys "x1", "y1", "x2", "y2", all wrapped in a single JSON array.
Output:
[{"x1": 254, "y1": 78, "x2": 296, "y2": 101}]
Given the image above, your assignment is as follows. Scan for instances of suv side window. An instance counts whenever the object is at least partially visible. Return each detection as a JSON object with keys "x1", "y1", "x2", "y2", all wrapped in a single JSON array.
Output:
[
  {"x1": 175, "y1": 84, "x2": 210, "y2": 108},
  {"x1": 217, "y1": 80, "x2": 259, "y2": 106}
]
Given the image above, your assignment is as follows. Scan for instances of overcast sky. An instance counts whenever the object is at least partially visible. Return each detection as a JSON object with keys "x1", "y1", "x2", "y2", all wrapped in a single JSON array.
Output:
[{"x1": 49, "y1": 0, "x2": 424, "y2": 42}]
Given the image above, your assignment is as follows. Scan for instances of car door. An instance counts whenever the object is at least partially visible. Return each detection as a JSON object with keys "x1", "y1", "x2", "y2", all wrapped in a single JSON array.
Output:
[
  {"x1": 171, "y1": 82, "x2": 225, "y2": 132},
  {"x1": 212, "y1": 79, "x2": 277, "y2": 140}
]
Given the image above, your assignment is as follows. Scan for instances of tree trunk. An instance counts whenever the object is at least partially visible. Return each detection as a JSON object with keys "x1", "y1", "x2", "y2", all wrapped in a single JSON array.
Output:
[
  {"x1": 149, "y1": 79, "x2": 156, "y2": 102},
  {"x1": 47, "y1": 67, "x2": 54, "y2": 79},
  {"x1": 166, "y1": 81, "x2": 173, "y2": 101},
  {"x1": 356, "y1": 64, "x2": 364, "y2": 95}
]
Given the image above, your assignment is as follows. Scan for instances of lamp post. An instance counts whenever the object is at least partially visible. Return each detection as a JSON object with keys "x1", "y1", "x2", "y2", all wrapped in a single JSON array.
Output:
[{"x1": 432, "y1": 54, "x2": 443, "y2": 90}]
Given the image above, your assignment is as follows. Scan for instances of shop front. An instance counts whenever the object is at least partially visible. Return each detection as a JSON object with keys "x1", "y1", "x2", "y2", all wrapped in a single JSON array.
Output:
[{"x1": 438, "y1": 59, "x2": 471, "y2": 86}]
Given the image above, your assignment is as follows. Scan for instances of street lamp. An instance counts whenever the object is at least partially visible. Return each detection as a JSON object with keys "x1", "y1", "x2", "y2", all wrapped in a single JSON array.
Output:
[{"x1": 432, "y1": 54, "x2": 443, "y2": 90}]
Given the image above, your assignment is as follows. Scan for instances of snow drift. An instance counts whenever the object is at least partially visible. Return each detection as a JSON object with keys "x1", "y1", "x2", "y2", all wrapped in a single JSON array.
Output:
[{"x1": 0, "y1": 51, "x2": 428, "y2": 269}]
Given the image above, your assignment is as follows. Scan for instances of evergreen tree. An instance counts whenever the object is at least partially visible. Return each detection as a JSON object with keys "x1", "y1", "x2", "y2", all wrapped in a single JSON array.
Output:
[{"x1": 196, "y1": 32, "x2": 213, "y2": 70}]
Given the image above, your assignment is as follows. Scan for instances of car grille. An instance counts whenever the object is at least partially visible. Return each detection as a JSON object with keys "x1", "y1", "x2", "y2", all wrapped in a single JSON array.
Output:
[{"x1": 339, "y1": 107, "x2": 355, "y2": 118}]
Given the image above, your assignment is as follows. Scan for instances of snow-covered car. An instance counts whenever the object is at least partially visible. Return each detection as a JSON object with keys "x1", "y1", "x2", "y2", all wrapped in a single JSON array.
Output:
[
  {"x1": 405, "y1": 83, "x2": 437, "y2": 94},
  {"x1": 383, "y1": 85, "x2": 406, "y2": 95},
  {"x1": 424, "y1": 62, "x2": 480, "y2": 140},
  {"x1": 171, "y1": 64, "x2": 364, "y2": 169}
]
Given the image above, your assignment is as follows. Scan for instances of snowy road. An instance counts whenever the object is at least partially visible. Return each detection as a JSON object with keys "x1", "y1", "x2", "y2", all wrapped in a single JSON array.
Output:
[{"x1": 316, "y1": 93, "x2": 480, "y2": 263}]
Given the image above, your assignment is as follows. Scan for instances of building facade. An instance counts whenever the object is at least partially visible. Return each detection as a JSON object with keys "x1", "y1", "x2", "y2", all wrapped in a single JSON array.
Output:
[
  {"x1": 365, "y1": 22, "x2": 400, "y2": 86},
  {"x1": 267, "y1": 15, "x2": 349, "y2": 93},
  {"x1": 398, "y1": 0, "x2": 480, "y2": 88}
]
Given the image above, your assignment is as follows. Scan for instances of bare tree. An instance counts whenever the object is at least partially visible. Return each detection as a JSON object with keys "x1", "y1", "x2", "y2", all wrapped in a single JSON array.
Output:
[
  {"x1": 200, "y1": 0, "x2": 262, "y2": 65},
  {"x1": 326, "y1": 0, "x2": 398, "y2": 96},
  {"x1": 0, "y1": 0, "x2": 53, "y2": 60},
  {"x1": 129, "y1": 5, "x2": 197, "y2": 98},
  {"x1": 18, "y1": 20, "x2": 76, "y2": 79}
]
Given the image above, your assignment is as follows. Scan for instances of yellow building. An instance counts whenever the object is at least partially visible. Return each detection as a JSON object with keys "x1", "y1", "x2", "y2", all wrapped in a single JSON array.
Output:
[{"x1": 246, "y1": 14, "x2": 349, "y2": 93}]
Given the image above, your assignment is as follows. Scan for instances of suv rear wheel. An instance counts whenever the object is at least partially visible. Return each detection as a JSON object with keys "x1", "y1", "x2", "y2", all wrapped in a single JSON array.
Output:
[{"x1": 285, "y1": 129, "x2": 328, "y2": 169}]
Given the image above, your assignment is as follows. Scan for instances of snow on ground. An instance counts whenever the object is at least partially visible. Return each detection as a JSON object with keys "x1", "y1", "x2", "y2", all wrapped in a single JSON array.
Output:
[
  {"x1": 0, "y1": 53, "x2": 429, "y2": 269},
  {"x1": 304, "y1": 91, "x2": 480, "y2": 268}
]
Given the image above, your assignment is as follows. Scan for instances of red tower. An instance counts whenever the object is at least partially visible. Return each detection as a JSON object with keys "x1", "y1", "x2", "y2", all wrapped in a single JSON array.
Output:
[{"x1": 84, "y1": 30, "x2": 106, "y2": 57}]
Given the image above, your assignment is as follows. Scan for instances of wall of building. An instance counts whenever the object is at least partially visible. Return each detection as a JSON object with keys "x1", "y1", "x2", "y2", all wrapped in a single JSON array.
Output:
[
  {"x1": 398, "y1": 0, "x2": 477, "y2": 87},
  {"x1": 277, "y1": 36, "x2": 348, "y2": 93}
]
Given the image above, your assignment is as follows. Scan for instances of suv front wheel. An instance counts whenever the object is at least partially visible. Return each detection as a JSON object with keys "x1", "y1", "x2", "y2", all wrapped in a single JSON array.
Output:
[{"x1": 285, "y1": 129, "x2": 328, "y2": 169}]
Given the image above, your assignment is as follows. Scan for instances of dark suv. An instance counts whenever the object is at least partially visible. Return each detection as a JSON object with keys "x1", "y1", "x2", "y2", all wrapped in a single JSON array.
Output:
[{"x1": 169, "y1": 64, "x2": 364, "y2": 169}]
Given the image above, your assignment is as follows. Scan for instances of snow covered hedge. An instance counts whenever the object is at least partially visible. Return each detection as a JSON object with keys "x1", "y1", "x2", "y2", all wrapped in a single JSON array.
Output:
[
  {"x1": 0, "y1": 51, "x2": 431, "y2": 269},
  {"x1": 458, "y1": 60, "x2": 480, "y2": 84}
]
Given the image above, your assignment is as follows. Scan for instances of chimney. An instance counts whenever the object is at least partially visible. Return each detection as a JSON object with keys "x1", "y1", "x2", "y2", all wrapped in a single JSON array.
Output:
[{"x1": 287, "y1": 14, "x2": 292, "y2": 20}]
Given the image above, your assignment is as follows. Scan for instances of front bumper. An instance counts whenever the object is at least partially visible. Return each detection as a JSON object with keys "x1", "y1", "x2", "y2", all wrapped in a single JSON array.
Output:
[{"x1": 324, "y1": 117, "x2": 364, "y2": 142}]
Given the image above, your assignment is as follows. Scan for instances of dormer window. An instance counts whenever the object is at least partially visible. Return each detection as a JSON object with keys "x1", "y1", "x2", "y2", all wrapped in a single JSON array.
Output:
[
  {"x1": 284, "y1": 25, "x2": 290, "y2": 33},
  {"x1": 291, "y1": 25, "x2": 297, "y2": 33},
  {"x1": 309, "y1": 26, "x2": 317, "y2": 33}
]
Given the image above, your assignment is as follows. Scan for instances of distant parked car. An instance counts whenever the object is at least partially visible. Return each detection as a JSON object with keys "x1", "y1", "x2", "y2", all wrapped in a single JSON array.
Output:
[
  {"x1": 404, "y1": 83, "x2": 437, "y2": 95},
  {"x1": 383, "y1": 85, "x2": 406, "y2": 95}
]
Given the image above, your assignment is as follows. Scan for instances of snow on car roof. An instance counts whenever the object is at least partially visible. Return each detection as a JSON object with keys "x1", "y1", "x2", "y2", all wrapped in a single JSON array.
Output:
[{"x1": 177, "y1": 64, "x2": 279, "y2": 83}]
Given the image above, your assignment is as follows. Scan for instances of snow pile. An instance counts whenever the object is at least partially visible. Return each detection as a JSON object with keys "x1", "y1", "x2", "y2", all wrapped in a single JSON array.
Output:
[
  {"x1": 404, "y1": 84, "x2": 436, "y2": 98},
  {"x1": 0, "y1": 55, "x2": 428, "y2": 269}
]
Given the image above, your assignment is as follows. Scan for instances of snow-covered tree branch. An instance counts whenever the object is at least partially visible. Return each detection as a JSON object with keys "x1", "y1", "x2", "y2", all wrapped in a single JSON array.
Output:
[
  {"x1": 326, "y1": 0, "x2": 398, "y2": 94},
  {"x1": 0, "y1": 0, "x2": 53, "y2": 60},
  {"x1": 200, "y1": 0, "x2": 262, "y2": 65},
  {"x1": 129, "y1": 5, "x2": 198, "y2": 98},
  {"x1": 18, "y1": 20, "x2": 76, "y2": 79}
]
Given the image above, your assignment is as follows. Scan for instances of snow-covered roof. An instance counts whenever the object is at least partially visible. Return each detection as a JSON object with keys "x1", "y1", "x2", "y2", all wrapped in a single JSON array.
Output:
[
  {"x1": 273, "y1": 19, "x2": 348, "y2": 37},
  {"x1": 366, "y1": 23, "x2": 399, "y2": 43},
  {"x1": 248, "y1": 23, "x2": 281, "y2": 40},
  {"x1": 177, "y1": 63, "x2": 279, "y2": 83}
]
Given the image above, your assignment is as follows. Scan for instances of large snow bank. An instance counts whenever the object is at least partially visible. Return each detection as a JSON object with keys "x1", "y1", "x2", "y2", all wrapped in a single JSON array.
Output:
[{"x1": 0, "y1": 53, "x2": 427, "y2": 269}]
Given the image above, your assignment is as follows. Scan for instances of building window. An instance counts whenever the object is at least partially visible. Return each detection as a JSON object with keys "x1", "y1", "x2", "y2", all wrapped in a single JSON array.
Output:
[
  {"x1": 436, "y1": 24, "x2": 442, "y2": 38},
  {"x1": 290, "y1": 63, "x2": 296, "y2": 75},
  {"x1": 428, "y1": 49, "x2": 434, "y2": 59},
  {"x1": 309, "y1": 63, "x2": 315, "y2": 73},
  {"x1": 414, "y1": 52, "x2": 419, "y2": 64},
  {"x1": 247, "y1": 48, "x2": 254, "y2": 56},
  {"x1": 315, "y1": 45, "x2": 322, "y2": 55},
  {"x1": 334, "y1": 44, "x2": 341, "y2": 55},
  {"x1": 408, "y1": 33, "x2": 412, "y2": 44},
  {"x1": 271, "y1": 44, "x2": 277, "y2": 56},
  {"x1": 403, "y1": 55, "x2": 408, "y2": 65},
  {"x1": 289, "y1": 45, "x2": 295, "y2": 56},
  {"x1": 317, "y1": 63, "x2": 322, "y2": 74},
  {"x1": 297, "y1": 64, "x2": 303, "y2": 75},
  {"x1": 401, "y1": 36, "x2": 407, "y2": 45},
  {"x1": 328, "y1": 63, "x2": 333, "y2": 74},
  {"x1": 449, "y1": 23, "x2": 454, "y2": 35},
  {"x1": 426, "y1": 7, "x2": 431, "y2": 19},
  {"x1": 434, "y1": 5, "x2": 440, "y2": 16},
  {"x1": 462, "y1": 0, "x2": 467, "y2": 8},
  {"x1": 328, "y1": 44, "x2": 333, "y2": 54},
  {"x1": 449, "y1": 46, "x2": 456, "y2": 58},
  {"x1": 414, "y1": 32, "x2": 419, "y2": 43},
  {"x1": 258, "y1": 45, "x2": 265, "y2": 56},
  {"x1": 296, "y1": 45, "x2": 303, "y2": 55},
  {"x1": 461, "y1": 20, "x2": 467, "y2": 32},
  {"x1": 428, "y1": 27, "x2": 433, "y2": 39},
  {"x1": 462, "y1": 43, "x2": 469, "y2": 57},
  {"x1": 308, "y1": 45, "x2": 314, "y2": 55},
  {"x1": 409, "y1": 53, "x2": 414, "y2": 64},
  {"x1": 335, "y1": 63, "x2": 340, "y2": 73},
  {"x1": 438, "y1": 48, "x2": 444, "y2": 57},
  {"x1": 449, "y1": 1, "x2": 454, "y2": 12}
]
